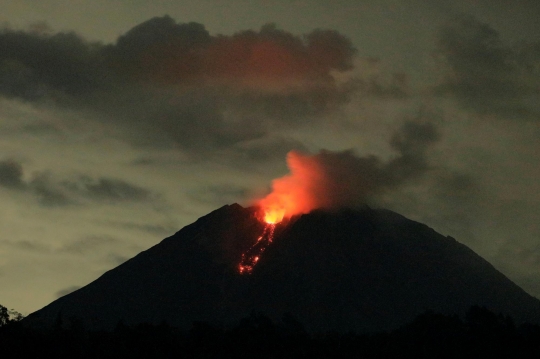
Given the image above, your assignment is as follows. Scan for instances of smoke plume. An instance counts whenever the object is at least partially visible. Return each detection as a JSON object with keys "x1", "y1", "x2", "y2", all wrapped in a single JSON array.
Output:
[{"x1": 257, "y1": 121, "x2": 440, "y2": 222}]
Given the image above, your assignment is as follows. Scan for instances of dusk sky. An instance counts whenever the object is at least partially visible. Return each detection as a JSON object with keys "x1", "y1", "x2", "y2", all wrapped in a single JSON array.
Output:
[{"x1": 1, "y1": 0, "x2": 539, "y2": 315}]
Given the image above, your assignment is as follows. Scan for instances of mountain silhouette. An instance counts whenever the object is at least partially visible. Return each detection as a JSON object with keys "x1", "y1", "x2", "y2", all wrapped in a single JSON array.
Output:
[{"x1": 24, "y1": 204, "x2": 540, "y2": 332}]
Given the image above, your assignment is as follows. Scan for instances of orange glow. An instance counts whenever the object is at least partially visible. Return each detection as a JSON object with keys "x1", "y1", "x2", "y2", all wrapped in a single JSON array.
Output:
[
  {"x1": 264, "y1": 209, "x2": 285, "y2": 224},
  {"x1": 239, "y1": 150, "x2": 331, "y2": 274},
  {"x1": 257, "y1": 151, "x2": 322, "y2": 223}
]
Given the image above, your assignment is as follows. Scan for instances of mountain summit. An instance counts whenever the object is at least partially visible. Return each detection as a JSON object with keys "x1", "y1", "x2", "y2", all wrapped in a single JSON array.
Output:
[{"x1": 25, "y1": 204, "x2": 540, "y2": 332}]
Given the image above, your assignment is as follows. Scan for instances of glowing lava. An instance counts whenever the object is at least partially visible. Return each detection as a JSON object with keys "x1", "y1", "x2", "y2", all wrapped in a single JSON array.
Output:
[
  {"x1": 238, "y1": 222, "x2": 276, "y2": 274},
  {"x1": 263, "y1": 208, "x2": 285, "y2": 224},
  {"x1": 239, "y1": 150, "x2": 326, "y2": 274}
]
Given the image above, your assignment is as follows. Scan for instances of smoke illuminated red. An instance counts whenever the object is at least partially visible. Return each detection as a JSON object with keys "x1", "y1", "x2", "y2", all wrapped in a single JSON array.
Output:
[
  {"x1": 257, "y1": 151, "x2": 322, "y2": 223},
  {"x1": 238, "y1": 150, "x2": 333, "y2": 274},
  {"x1": 239, "y1": 139, "x2": 433, "y2": 273},
  {"x1": 238, "y1": 151, "x2": 322, "y2": 274}
]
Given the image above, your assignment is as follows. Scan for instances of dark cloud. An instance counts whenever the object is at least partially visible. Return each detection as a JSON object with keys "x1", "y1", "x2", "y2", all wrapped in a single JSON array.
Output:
[
  {"x1": 110, "y1": 20, "x2": 354, "y2": 88},
  {"x1": 435, "y1": 15, "x2": 540, "y2": 118},
  {"x1": 64, "y1": 176, "x2": 152, "y2": 202},
  {"x1": 307, "y1": 120, "x2": 440, "y2": 206},
  {"x1": 385, "y1": 121, "x2": 441, "y2": 183},
  {"x1": 0, "y1": 17, "x2": 358, "y2": 154},
  {"x1": 55, "y1": 285, "x2": 81, "y2": 298},
  {"x1": 0, "y1": 28, "x2": 105, "y2": 100},
  {"x1": 258, "y1": 118, "x2": 441, "y2": 212},
  {"x1": 0, "y1": 160, "x2": 155, "y2": 206},
  {"x1": 0, "y1": 159, "x2": 25, "y2": 189},
  {"x1": 352, "y1": 58, "x2": 409, "y2": 99},
  {"x1": 30, "y1": 173, "x2": 73, "y2": 207},
  {"x1": 108, "y1": 17, "x2": 210, "y2": 84},
  {"x1": 357, "y1": 75, "x2": 408, "y2": 99}
]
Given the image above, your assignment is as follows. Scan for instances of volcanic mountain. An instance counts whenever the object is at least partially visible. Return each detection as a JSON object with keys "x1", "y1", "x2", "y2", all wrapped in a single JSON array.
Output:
[{"x1": 25, "y1": 204, "x2": 540, "y2": 332}]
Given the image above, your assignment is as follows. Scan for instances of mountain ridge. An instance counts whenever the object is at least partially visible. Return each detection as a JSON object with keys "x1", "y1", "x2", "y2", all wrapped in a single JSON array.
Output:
[{"x1": 24, "y1": 203, "x2": 540, "y2": 332}]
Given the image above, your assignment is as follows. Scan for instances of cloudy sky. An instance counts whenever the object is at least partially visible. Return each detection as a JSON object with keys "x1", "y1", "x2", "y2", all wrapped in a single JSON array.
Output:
[{"x1": 0, "y1": 0, "x2": 539, "y2": 314}]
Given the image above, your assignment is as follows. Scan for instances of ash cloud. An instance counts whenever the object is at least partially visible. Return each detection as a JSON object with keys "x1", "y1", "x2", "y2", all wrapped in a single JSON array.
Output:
[
  {"x1": 0, "y1": 29, "x2": 105, "y2": 100},
  {"x1": 258, "y1": 120, "x2": 440, "y2": 214},
  {"x1": 110, "y1": 19, "x2": 355, "y2": 88},
  {"x1": 435, "y1": 14, "x2": 540, "y2": 119},
  {"x1": 0, "y1": 17, "x2": 357, "y2": 155},
  {"x1": 314, "y1": 121, "x2": 440, "y2": 207},
  {"x1": 385, "y1": 121, "x2": 441, "y2": 183}
]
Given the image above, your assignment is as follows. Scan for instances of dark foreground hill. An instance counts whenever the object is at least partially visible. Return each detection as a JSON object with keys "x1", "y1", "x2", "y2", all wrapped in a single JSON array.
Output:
[
  {"x1": 5, "y1": 307, "x2": 540, "y2": 359},
  {"x1": 24, "y1": 204, "x2": 540, "y2": 332}
]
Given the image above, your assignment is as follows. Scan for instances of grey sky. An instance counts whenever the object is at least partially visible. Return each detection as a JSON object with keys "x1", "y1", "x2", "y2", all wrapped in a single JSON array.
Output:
[{"x1": 0, "y1": 0, "x2": 539, "y2": 314}]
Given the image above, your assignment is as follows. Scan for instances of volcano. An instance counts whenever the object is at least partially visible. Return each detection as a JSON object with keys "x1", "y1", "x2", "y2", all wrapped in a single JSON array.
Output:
[{"x1": 25, "y1": 204, "x2": 540, "y2": 332}]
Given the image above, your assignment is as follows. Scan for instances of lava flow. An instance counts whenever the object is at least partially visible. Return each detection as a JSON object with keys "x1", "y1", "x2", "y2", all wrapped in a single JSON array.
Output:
[
  {"x1": 238, "y1": 205, "x2": 288, "y2": 274},
  {"x1": 238, "y1": 221, "x2": 276, "y2": 274}
]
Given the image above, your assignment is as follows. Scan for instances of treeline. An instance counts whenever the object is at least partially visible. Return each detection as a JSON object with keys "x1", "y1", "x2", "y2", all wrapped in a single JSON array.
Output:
[{"x1": 1, "y1": 306, "x2": 539, "y2": 358}]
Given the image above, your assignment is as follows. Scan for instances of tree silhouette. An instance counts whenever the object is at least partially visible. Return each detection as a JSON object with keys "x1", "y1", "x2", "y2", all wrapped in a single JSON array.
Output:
[
  {"x1": 1, "y1": 306, "x2": 539, "y2": 358},
  {"x1": 0, "y1": 304, "x2": 23, "y2": 326},
  {"x1": 0, "y1": 304, "x2": 9, "y2": 327}
]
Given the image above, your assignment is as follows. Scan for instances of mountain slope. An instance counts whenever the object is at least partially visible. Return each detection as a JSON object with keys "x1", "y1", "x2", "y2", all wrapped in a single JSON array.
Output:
[{"x1": 24, "y1": 204, "x2": 540, "y2": 332}]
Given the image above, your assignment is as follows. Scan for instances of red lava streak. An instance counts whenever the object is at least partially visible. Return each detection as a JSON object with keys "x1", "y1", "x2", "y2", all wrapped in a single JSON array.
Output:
[
  {"x1": 239, "y1": 150, "x2": 326, "y2": 274},
  {"x1": 238, "y1": 222, "x2": 276, "y2": 274}
]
